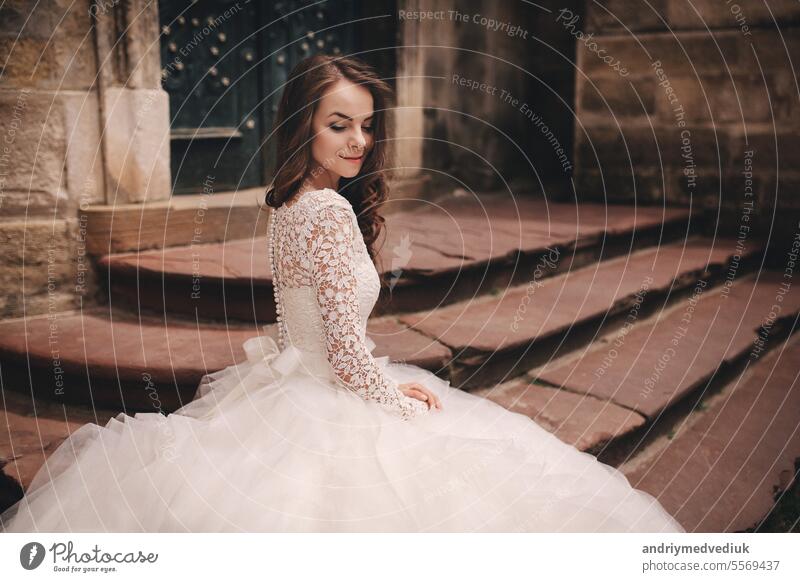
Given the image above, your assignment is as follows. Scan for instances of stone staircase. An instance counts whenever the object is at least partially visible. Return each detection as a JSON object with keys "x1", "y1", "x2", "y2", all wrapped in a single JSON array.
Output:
[{"x1": 1, "y1": 191, "x2": 798, "y2": 532}]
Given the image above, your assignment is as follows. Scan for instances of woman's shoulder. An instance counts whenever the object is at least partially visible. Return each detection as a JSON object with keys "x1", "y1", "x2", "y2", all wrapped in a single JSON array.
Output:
[
  {"x1": 292, "y1": 188, "x2": 353, "y2": 217},
  {"x1": 285, "y1": 188, "x2": 355, "y2": 237},
  {"x1": 303, "y1": 187, "x2": 350, "y2": 208}
]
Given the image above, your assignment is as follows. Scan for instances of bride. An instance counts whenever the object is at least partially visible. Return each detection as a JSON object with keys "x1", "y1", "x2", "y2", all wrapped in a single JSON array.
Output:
[{"x1": 1, "y1": 55, "x2": 684, "y2": 533}]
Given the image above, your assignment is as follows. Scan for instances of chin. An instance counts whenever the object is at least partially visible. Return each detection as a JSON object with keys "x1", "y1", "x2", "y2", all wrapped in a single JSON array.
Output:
[{"x1": 337, "y1": 164, "x2": 362, "y2": 179}]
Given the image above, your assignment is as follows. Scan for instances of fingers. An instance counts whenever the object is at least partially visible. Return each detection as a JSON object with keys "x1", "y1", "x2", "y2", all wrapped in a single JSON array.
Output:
[
  {"x1": 414, "y1": 383, "x2": 442, "y2": 410},
  {"x1": 401, "y1": 387, "x2": 427, "y2": 401},
  {"x1": 400, "y1": 382, "x2": 443, "y2": 411}
]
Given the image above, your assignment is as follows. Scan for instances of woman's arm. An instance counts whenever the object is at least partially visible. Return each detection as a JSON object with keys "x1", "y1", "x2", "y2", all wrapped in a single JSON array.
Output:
[{"x1": 306, "y1": 199, "x2": 428, "y2": 420}]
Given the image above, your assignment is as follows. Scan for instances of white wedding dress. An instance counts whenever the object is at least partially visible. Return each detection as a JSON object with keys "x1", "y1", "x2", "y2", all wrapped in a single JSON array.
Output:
[{"x1": 1, "y1": 188, "x2": 685, "y2": 533}]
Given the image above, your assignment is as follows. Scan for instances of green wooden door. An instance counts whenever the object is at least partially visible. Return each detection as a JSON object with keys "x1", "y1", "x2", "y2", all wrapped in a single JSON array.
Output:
[{"x1": 159, "y1": 0, "x2": 357, "y2": 195}]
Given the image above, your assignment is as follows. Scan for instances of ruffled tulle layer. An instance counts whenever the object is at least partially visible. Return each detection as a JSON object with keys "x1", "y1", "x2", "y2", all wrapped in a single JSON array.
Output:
[{"x1": 1, "y1": 334, "x2": 685, "y2": 533}]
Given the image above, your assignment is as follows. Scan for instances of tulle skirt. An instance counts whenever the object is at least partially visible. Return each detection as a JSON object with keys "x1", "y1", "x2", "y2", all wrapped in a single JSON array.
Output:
[{"x1": 1, "y1": 333, "x2": 685, "y2": 533}]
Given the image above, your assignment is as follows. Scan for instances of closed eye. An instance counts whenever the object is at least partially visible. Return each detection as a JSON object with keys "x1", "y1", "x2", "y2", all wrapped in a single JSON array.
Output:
[{"x1": 330, "y1": 125, "x2": 374, "y2": 132}]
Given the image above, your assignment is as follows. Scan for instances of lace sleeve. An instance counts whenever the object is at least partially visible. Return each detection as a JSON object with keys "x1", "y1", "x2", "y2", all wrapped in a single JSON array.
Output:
[{"x1": 306, "y1": 200, "x2": 428, "y2": 420}]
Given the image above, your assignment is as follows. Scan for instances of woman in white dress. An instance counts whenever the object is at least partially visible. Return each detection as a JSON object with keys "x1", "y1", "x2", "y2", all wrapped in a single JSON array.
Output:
[{"x1": 1, "y1": 55, "x2": 684, "y2": 533}]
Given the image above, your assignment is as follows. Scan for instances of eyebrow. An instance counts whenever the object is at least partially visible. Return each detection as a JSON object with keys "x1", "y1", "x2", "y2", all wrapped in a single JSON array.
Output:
[{"x1": 328, "y1": 111, "x2": 374, "y2": 121}]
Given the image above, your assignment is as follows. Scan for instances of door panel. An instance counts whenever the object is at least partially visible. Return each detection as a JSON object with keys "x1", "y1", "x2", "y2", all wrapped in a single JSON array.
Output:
[{"x1": 160, "y1": 0, "x2": 358, "y2": 195}]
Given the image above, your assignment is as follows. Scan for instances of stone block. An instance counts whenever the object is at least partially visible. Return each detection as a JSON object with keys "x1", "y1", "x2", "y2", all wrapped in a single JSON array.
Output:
[
  {"x1": 102, "y1": 87, "x2": 171, "y2": 204},
  {"x1": 579, "y1": 33, "x2": 742, "y2": 78},
  {"x1": 585, "y1": 0, "x2": 670, "y2": 33},
  {"x1": 668, "y1": 0, "x2": 800, "y2": 31},
  {"x1": 0, "y1": 0, "x2": 96, "y2": 90},
  {"x1": 0, "y1": 219, "x2": 84, "y2": 319},
  {"x1": 579, "y1": 75, "x2": 657, "y2": 116},
  {"x1": 0, "y1": 90, "x2": 66, "y2": 198}
]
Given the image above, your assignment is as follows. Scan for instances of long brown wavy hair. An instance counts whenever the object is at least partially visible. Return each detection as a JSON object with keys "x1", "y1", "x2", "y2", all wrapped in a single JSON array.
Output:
[{"x1": 264, "y1": 54, "x2": 393, "y2": 289}]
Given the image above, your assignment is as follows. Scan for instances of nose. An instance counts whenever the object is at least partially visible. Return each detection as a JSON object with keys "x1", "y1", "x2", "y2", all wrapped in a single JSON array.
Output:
[{"x1": 349, "y1": 128, "x2": 367, "y2": 151}]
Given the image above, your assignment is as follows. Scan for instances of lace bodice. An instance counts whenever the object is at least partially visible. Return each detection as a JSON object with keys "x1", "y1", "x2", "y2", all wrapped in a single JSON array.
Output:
[{"x1": 268, "y1": 188, "x2": 428, "y2": 420}]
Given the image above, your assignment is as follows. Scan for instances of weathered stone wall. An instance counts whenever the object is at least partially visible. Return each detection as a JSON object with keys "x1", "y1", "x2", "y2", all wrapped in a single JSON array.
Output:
[
  {"x1": 573, "y1": 0, "x2": 800, "y2": 257},
  {"x1": 0, "y1": 0, "x2": 169, "y2": 319},
  {"x1": 396, "y1": 0, "x2": 581, "y2": 197},
  {"x1": 1, "y1": 1, "x2": 99, "y2": 319}
]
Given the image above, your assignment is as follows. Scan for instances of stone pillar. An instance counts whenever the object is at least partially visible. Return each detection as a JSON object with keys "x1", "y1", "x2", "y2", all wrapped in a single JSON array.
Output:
[
  {"x1": 394, "y1": 0, "x2": 577, "y2": 197},
  {"x1": 0, "y1": 0, "x2": 170, "y2": 320},
  {"x1": 91, "y1": 0, "x2": 171, "y2": 205},
  {"x1": 393, "y1": 2, "x2": 426, "y2": 184}
]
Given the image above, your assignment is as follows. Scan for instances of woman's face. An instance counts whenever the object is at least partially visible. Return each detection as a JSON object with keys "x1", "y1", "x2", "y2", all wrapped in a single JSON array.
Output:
[{"x1": 307, "y1": 78, "x2": 374, "y2": 188}]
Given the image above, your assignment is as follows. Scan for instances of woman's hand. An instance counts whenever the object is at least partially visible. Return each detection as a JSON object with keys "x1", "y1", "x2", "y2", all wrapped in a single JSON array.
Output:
[{"x1": 399, "y1": 382, "x2": 442, "y2": 411}]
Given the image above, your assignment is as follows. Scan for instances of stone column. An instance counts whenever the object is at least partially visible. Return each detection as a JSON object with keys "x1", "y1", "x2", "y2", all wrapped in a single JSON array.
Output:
[
  {"x1": 0, "y1": 0, "x2": 170, "y2": 319},
  {"x1": 91, "y1": 0, "x2": 170, "y2": 205}
]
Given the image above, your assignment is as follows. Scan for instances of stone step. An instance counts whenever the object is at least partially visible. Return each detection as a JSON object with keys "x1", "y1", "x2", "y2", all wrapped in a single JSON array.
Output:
[
  {"x1": 97, "y1": 194, "x2": 699, "y2": 322},
  {"x1": 400, "y1": 236, "x2": 764, "y2": 390},
  {"x1": 473, "y1": 377, "x2": 645, "y2": 455},
  {"x1": 536, "y1": 272, "x2": 800, "y2": 421},
  {"x1": 469, "y1": 272, "x2": 800, "y2": 532},
  {"x1": 621, "y1": 330, "x2": 800, "y2": 532},
  {"x1": 474, "y1": 271, "x2": 800, "y2": 462},
  {"x1": 0, "y1": 308, "x2": 452, "y2": 411}
]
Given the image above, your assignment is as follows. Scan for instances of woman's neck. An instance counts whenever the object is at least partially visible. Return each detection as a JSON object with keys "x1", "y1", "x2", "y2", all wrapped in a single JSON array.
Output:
[{"x1": 301, "y1": 165, "x2": 339, "y2": 192}]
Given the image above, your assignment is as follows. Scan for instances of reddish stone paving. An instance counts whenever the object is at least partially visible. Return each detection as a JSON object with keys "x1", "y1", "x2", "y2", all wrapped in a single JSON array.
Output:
[
  {"x1": 537, "y1": 272, "x2": 800, "y2": 419},
  {"x1": 98, "y1": 194, "x2": 696, "y2": 310},
  {"x1": 623, "y1": 332, "x2": 800, "y2": 532},
  {"x1": 384, "y1": 192, "x2": 694, "y2": 276},
  {"x1": 366, "y1": 318, "x2": 452, "y2": 372},
  {"x1": 425, "y1": 192, "x2": 694, "y2": 238},
  {"x1": 383, "y1": 212, "x2": 568, "y2": 272},
  {"x1": 0, "y1": 307, "x2": 258, "y2": 410},
  {"x1": 473, "y1": 377, "x2": 645, "y2": 453},
  {"x1": 0, "y1": 308, "x2": 452, "y2": 411},
  {"x1": 102, "y1": 194, "x2": 690, "y2": 279},
  {"x1": 399, "y1": 237, "x2": 744, "y2": 356},
  {"x1": 98, "y1": 237, "x2": 272, "y2": 283}
]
